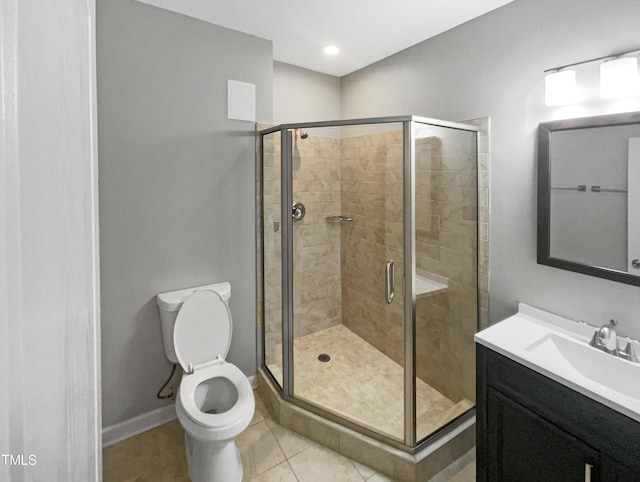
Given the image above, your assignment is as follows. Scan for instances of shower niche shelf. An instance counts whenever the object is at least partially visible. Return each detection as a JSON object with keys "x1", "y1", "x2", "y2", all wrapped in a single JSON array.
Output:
[{"x1": 415, "y1": 270, "x2": 448, "y2": 299}]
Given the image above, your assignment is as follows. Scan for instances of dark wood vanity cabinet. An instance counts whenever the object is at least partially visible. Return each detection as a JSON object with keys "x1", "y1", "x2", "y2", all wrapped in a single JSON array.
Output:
[{"x1": 477, "y1": 345, "x2": 640, "y2": 482}]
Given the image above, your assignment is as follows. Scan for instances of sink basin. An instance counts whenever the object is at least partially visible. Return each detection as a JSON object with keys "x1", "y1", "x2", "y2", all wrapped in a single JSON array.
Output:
[
  {"x1": 526, "y1": 333, "x2": 640, "y2": 401},
  {"x1": 475, "y1": 304, "x2": 640, "y2": 422}
]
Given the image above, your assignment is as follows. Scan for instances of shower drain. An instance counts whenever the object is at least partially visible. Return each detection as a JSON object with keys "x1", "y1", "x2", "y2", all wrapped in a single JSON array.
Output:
[{"x1": 317, "y1": 353, "x2": 331, "y2": 363}]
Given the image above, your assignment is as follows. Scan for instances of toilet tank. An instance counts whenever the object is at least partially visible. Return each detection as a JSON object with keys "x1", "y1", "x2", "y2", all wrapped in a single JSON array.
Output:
[{"x1": 156, "y1": 282, "x2": 231, "y2": 363}]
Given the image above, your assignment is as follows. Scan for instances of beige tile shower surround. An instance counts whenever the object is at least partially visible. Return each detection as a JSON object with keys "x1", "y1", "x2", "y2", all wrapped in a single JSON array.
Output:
[
  {"x1": 263, "y1": 121, "x2": 489, "y2": 419},
  {"x1": 263, "y1": 132, "x2": 344, "y2": 370},
  {"x1": 338, "y1": 127, "x2": 480, "y2": 406},
  {"x1": 291, "y1": 134, "x2": 343, "y2": 338},
  {"x1": 339, "y1": 129, "x2": 406, "y2": 370},
  {"x1": 102, "y1": 389, "x2": 477, "y2": 481},
  {"x1": 413, "y1": 128, "x2": 480, "y2": 404}
]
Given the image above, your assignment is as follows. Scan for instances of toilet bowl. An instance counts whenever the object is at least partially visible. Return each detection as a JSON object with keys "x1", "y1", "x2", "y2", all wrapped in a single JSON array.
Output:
[{"x1": 157, "y1": 283, "x2": 255, "y2": 482}]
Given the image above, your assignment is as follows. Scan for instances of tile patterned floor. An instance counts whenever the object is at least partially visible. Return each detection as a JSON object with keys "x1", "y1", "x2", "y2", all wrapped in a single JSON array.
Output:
[
  {"x1": 102, "y1": 390, "x2": 476, "y2": 481},
  {"x1": 267, "y1": 325, "x2": 473, "y2": 440}
]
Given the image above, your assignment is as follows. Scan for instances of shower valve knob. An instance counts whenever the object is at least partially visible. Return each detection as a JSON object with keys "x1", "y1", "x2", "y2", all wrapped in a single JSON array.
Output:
[{"x1": 292, "y1": 202, "x2": 306, "y2": 221}]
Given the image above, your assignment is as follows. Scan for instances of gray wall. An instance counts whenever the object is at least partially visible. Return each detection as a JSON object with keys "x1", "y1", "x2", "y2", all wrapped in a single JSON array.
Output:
[
  {"x1": 274, "y1": 62, "x2": 341, "y2": 124},
  {"x1": 341, "y1": 0, "x2": 640, "y2": 338},
  {"x1": 97, "y1": 0, "x2": 272, "y2": 427}
]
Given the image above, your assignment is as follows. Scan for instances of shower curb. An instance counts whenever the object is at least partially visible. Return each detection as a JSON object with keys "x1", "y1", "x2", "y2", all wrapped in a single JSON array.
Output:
[{"x1": 257, "y1": 368, "x2": 475, "y2": 482}]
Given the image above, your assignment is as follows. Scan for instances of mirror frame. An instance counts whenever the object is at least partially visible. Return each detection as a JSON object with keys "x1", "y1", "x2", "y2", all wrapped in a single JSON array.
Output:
[{"x1": 537, "y1": 110, "x2": 640, "y2": 287}]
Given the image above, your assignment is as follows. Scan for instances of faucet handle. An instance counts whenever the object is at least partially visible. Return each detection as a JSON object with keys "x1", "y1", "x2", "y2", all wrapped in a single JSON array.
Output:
[
  {"x1": 609, "y1": 319, "x2": 619, "y2": 326},
  {"x1": 620, "y1": 339, "x2": 640, "y2": 363},
  {"x1": 590, "y1": 324, "x2": 618, "y2": 355}
]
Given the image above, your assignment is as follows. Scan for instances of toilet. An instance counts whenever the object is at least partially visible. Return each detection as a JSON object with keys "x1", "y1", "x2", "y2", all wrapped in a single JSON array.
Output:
[{"x1": 156, "y1": 282, "x2": 255, "y2": 482}]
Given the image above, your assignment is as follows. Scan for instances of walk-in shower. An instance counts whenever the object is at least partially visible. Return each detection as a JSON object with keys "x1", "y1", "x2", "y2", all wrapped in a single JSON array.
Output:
[{"x1": 258, "y1": 116, "x2": 480, "y2": 453}]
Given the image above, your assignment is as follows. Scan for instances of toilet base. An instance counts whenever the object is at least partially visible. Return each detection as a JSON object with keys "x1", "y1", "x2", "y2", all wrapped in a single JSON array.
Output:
[{"x1": 185, "y1": 433, "x2": 243, "y2": 482}]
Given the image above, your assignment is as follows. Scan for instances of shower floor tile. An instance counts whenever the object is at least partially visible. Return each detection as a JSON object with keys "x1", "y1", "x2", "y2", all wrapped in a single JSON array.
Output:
[{"x1": 267, "y1": 325, "x2": 472, "y2": 441}]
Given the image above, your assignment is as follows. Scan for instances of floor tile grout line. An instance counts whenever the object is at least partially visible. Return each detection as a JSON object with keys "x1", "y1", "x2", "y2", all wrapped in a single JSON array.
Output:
[
  {"x1": 257, "y1": 420, "x2": 289, "y2": 478},
  {"x1": 269, "y1": 418, "x2": 371, "y2": 482},
  {"x1": 285, "y1": 459, "x2": 301, "y2": 482},
  {"x1": 262, "y1": 418, "x2": 315, "y2": 479},
  {"x1": 348, "y1": 459, "x2": 373, "y2": 481},
  {"x1": 264, "y1": 413, "x2": 320, "y2": 462}
]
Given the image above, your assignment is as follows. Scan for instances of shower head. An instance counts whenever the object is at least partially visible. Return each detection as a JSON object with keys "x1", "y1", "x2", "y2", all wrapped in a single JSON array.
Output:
[{"x1": 298, "y1": 129, "x2": 309, "y2": 139}]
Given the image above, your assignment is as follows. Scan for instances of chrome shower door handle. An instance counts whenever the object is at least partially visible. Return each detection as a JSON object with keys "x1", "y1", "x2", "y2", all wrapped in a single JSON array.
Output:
[{"x1": 385, "y1": 260, "x2": 394, "y2": 304}]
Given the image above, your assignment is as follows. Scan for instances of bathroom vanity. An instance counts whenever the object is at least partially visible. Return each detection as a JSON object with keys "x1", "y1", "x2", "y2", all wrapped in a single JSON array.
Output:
[{"x1": 475, "y1": 305, "x2": 640, "y2": 482}]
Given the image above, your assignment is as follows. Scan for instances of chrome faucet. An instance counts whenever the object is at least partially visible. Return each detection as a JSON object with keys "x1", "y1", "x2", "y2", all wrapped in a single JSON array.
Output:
[
  {"x1": 589, "y1": 319, "x2": 640, "y2": 363},
  {"x1": 589, "y1": 319, "x2": 618, "y2": 355}
]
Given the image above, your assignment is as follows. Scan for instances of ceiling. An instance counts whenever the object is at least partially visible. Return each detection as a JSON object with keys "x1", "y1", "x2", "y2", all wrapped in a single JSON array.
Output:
[{"x1": 137, "y1": 0, "x2": 515, "y2": 77}]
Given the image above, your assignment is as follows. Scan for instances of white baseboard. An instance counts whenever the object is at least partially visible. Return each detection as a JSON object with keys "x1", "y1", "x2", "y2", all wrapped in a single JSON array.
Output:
[
  {"x1": 102, "y1": 374, "x2": 256, "y2": 447},
  {"x1": 102, "y1": 404, "x2": 177, "y2": 447}
]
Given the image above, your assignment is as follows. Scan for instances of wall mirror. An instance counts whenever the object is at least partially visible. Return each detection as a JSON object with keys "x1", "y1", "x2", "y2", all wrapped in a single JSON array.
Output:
[{"x1": 538, "y1": 111, "x2": 640, "y2": 286}]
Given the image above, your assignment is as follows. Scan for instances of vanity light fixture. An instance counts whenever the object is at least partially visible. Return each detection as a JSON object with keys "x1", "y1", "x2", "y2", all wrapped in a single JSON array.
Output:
[
  {"x1": 323, "y1": 45, "x2": 340, "y2": 55},
  {"x1": 544, "y1": 48, "x2": 640, "y2": 106},
  {"x1": 600, "y1": 56, "x2": 640, "y2": 99},
  {"x1": 545, "y1": 70, "x2": 577, "y2": 106}
]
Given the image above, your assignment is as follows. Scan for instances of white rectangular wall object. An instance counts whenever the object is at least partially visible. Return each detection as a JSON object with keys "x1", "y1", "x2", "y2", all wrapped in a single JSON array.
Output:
[{"x1": 227, "y1": 79, "x2": 256, "y2": 121}]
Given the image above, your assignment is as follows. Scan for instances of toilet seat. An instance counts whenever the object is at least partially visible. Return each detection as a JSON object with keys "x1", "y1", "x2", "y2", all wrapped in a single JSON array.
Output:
[
  {"x1": 178, "y1": 361, "x2": 253, "y2": 430},
  {"x1": 173, "y1": 289, "x2": 254, "y2": 441},
  {"x1": 173, "y1": 290, "x2": 232, "y2": 372}
]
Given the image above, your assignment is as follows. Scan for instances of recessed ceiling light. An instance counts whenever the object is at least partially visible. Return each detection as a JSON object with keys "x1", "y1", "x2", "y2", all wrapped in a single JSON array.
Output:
[{"x1": 323, "y1": 45, "x2": 340, "y2": 55}]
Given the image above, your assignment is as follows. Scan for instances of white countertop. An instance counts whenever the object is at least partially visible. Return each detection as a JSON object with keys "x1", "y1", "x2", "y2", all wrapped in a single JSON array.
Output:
[{"x1": 475, "y1": 303, "x2": 640, "y2": 423}]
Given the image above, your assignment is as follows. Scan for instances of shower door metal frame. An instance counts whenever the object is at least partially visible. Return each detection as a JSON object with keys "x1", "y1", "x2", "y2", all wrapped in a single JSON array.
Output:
[
  {"x1": 259, "y1": 116, "x2": 481, "y2": 453},
  {"x1": 403, "y1": 121, "x2": 417, "y2": 447},
  {"x1": 281, "y1": 129, "x2": 295, "y2": 399}
]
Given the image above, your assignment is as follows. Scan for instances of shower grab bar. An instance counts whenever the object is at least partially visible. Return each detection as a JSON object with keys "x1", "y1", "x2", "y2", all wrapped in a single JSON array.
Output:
[{"x1": 385, "y1": 260, "x2": 394, "y2": 304}]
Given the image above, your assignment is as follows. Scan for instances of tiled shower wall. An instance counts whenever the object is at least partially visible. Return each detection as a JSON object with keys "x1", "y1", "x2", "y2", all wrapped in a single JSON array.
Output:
[
  {"x1": 338, "y1": 126, "x2": 484, "y2": 405},
  {"x1": 414, "y1": 128, "x2": 479, "y2": 404},
  {"x1": 263, "y1": 133, "x2": 343, "y2": 366},
  {"x1": 340, "y1": 130, "x2": 406, "y2": 367},
  {"x1": 291, "y1": 136, "x2": 343, "y2": 338}
]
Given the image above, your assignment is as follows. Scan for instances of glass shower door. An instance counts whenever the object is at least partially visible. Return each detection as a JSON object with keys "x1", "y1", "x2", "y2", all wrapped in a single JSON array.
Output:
[
  {"x1": 288, "y1": 123, "x2": 407, "y2": 441},
  {"x1": 262, "y1": 130, "x2": 284, "y2": 388},
  {"x1": 413, "y1": 122, "x2": 479, "y2": 442}
]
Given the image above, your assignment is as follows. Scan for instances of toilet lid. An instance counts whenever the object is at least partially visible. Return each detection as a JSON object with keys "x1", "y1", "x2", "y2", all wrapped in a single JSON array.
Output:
[{"x1": 173, "y1": 290, "x2": 232, "y2": 372}]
